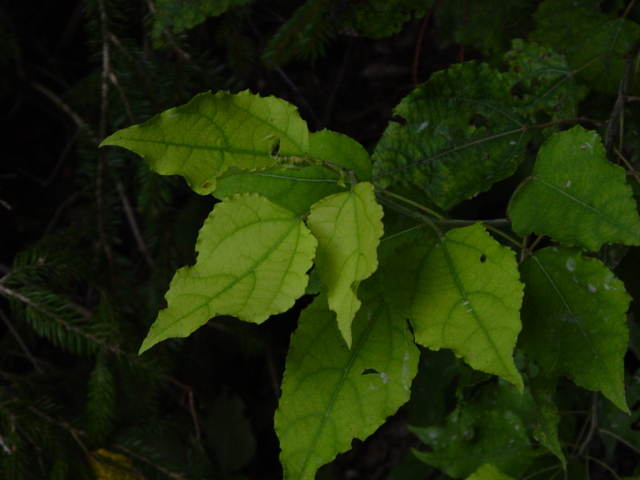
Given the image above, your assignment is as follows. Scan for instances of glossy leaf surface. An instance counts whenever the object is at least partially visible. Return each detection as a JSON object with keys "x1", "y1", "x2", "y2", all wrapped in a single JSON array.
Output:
[
  {"x1": 519, "y1": 247, "x2": 630, "y2": 411},
  {"x1": 139, "y1": 194, "x2": 317, "y2": 353},
  {"x1": 509, "y1": 126, "x2": 640, "y2": 251},
  {"x1": 275, "y1": 289, "x2": 419, "y2": 480},
  {"x1": 383, "y1": 223, "x2": 524, "y2": 389},
  {"x1": 307, "y1": 182, "x2": 384, "y2": 346}
]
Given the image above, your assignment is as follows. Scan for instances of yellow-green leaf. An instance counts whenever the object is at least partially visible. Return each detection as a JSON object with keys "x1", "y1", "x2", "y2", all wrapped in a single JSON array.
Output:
[
  {"x1": 306, "y1": 182, "x2": 384, "y2": 346},
  {"x1": 139, "y1": 193, "x2": 317, "y2": 354},
  {"x1": 100, "y1": 90, "x2": 309, "y2": 195},
  {"x1": 383, "y1": 223, "x2": 524, "y2": 390},
  {"x1": 275, "y1": 288, "x2": 419, "y2": 480}
]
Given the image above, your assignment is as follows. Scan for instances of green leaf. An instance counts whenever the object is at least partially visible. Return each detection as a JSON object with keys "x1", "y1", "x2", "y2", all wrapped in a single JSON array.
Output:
[
  {"x1": 308, "y1": 129, "x2": 372, "y2": 182},
  {"x1": 339, "y1": 0, "x2": 434, "y2": 38},
  {"x1": 214, "y1": 167, "x2": 347, "y2": 217},
  {"x1": 530, "y1": 374, "x2": 565, "y2": 467},
  {"x1": 372, "y1": 62, "x2": 529, "y2": 209},
  {"x1": 383, "y1": 223, "x2": 524, "y2": 390},
  {"x1": 139, "y1": 194, "x2": 317, "y2": 354},
  {"x1": 531, "y1": 0, "x2": 640, "y2": 94},
  {"x1": 413, "y1": 383, "x2": 537, "y2": 478},
  {"x1": 152, "y1": 0, "x2": 252, "y2": 37},
  {"x1": 100, "y1": 90, "x2": 309, "y2": 195},
  {"x1": 508, "y1": 126, "x2": 640, "y2": 251},
  {"x1": 306, "y1": 182, "x2": 384, "y2": 346},
  {"x1": 519, "y1": 247, "x2": 630, "y2": 411},
  {"x1": 465, "y1": 464, "x2": 516, "y2": 480},
  {"x1": 213, "y1": 129, "x2": 372, "y2": 216},
  {"x1": 504, "y1": 39, "x2": 588, "y2": 124},
  {"x1": 275, "y1": 289, "x2": 419, "y2": 480}
]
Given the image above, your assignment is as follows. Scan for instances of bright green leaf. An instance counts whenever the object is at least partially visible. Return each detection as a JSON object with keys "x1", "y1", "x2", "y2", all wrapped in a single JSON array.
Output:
[
  {"x1": 213, "y1": 129, "x2": 372, "y2": 215},
  {"x1": 530, "y1": 374, "x2": 565, "y2": 467},
  {"x1": 383, "y1": 223, "x2": 524, "y2": 390},
  {"x1": 372, "y1": 62, "x2": 529, "y2": 209},
  {"x1": 532, "y1": 0, "x2": 640, "y2": 94},
  {"x1": 519, "y1": 247, "x2": 630, "y2": 411},
  {"x1": 504, "y1": 39, "x2": 588, "y2": 124},
  {"x1": 508, "y1": 126, "x2": 640, "y2": 251},
  {"x1": 275, "y1": 288, "x2": 419, "y2": 480},
  {"x1": 306, "y1": 182, "x2": 384, "y2": 347},
  {"x1": 465, "y1": 464, "x2": 516, "y2": 480},
  {"x1": 139, "y1": 193, "x2": 317, "y2": 354},
  {"x1": 413, "y1": 384, "x2": 537, "y2": 478},
  {"x1": 100, "y1": 90, "x2": 309, "y2": 195}
]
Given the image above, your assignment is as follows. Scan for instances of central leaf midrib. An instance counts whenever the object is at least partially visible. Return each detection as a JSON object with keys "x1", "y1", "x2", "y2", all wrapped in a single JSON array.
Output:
[
  {"x1": 158, "y1": 216, "x2": 302, "y2": 337},
  {"x1": 299, "y1": 300, "x2": 384, "y2": 480}
]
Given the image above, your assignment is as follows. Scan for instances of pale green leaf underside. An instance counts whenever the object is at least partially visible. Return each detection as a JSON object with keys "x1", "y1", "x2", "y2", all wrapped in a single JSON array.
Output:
[
  {"x1": 509, "y1": 126, "x2": 640, "y2": 251},
  {"x1": 466, "y1": 464, "x2": 516, "y2": 480},
  {"x1": 275, "y1": 289, "x2": 419, "y2": 480},
  {"x1": 306, "y1": 182, "x2": 384, "y2": 346},
  {"x1": 519, "y1": 247, "x2": 630, "y2": 411},
  {"x1": 383, "y1": 223, "x2": 524, "y2": 390},
  {"x1": 372, "y1": 62, "x2": 529, "y2": 209},
  {"x1": 100, "y1": 90, "x2": 309, "y2": 195},
  {"x1": 213, "y1": 129, "x2": 372, "y2": 216},
  {"x1": 139, "y1": 193, "x2": 317, "y2": 354}
]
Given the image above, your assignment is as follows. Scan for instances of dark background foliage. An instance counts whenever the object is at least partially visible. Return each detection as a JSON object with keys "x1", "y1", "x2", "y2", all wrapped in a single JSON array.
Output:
[{"x1": 1, "y1": 0, "x2": 639, "y2": 479}]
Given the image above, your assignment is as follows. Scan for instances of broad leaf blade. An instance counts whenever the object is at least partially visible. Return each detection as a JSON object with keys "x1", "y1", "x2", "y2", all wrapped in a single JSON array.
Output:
[
  {"x1": 466, "y1": 464, "x2": 516, "y2": 480},
  {"x1": 508, "y1": 126, "x2": 640, "y2": 251},
  {"x1": 532, "y1": 0, "x2": 640, "y2": 94},
  {"x1": 307, "y1": 182, "x2": 384, "y2": 346},
  {"x1": 383, "y1": 223, "x2": 524, "y2": 390},
  {"x1": 275, "y1": 289, "x2": 419, "y2": 480},
  {"x1": 100, "y1": 90, "x2": 309, "y2": 195},
  {"x1": 519, "y1": 247, "x2": 630, "y2": 411},
  {"x1": 152, "y1": 0, "x2": 252, "y2": 37},
  {"x1": 213, "y1": 129, "x2": 372, "y2": 215},
  {"x1": 530, "y1": 374, "x2": 565, "y2": 467},
  {"x1": 139, "y1": 194, "x2": 317, "y2": 354},
  {"x1": 413, "y1": 384, "x2": 537, "y2": 478},
  {"x1": 372, "y1": 62, "x2": 529, "y2": 209},
  {"x1": 504, "y1": 39, "x2": 588, "y2": 124},
  {"x1": 214, "y1": 167, "x2": 347, "y2": 216}
]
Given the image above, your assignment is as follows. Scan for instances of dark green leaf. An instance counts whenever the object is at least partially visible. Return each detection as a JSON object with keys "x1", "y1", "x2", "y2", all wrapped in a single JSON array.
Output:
[
  {"x1": 373, "y1": 62, "x2": 529, "y2": 209},
  {"x1": 519, "y1": 247, "x2": 630, "y2": 411}
]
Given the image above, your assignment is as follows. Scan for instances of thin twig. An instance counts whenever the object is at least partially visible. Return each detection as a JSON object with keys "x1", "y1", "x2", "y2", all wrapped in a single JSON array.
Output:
[
  {"x1": 115, "y1": 181, "x2": 155, "y2": 269},
  {"x1": 0, "y1": 308, "x2": 43, "y2": 373},
  {"x1": 30, "y1": 82, "x2": 96, "y2": 139},
  {"x1": 412, "y1": 6, "x2": 434, "y2": 87},
  {"x1": 275, "y1": 67, "x2": 323, "y2": 130},
  {"x1": 605, "y1": 33, "x2": 640, "y2": 152}
]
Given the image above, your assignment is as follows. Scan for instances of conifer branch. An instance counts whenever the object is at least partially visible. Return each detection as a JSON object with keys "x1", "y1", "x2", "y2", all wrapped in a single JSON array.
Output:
[{"x1": 0, "y1": 308, "x2": 43, "y2": 373}]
